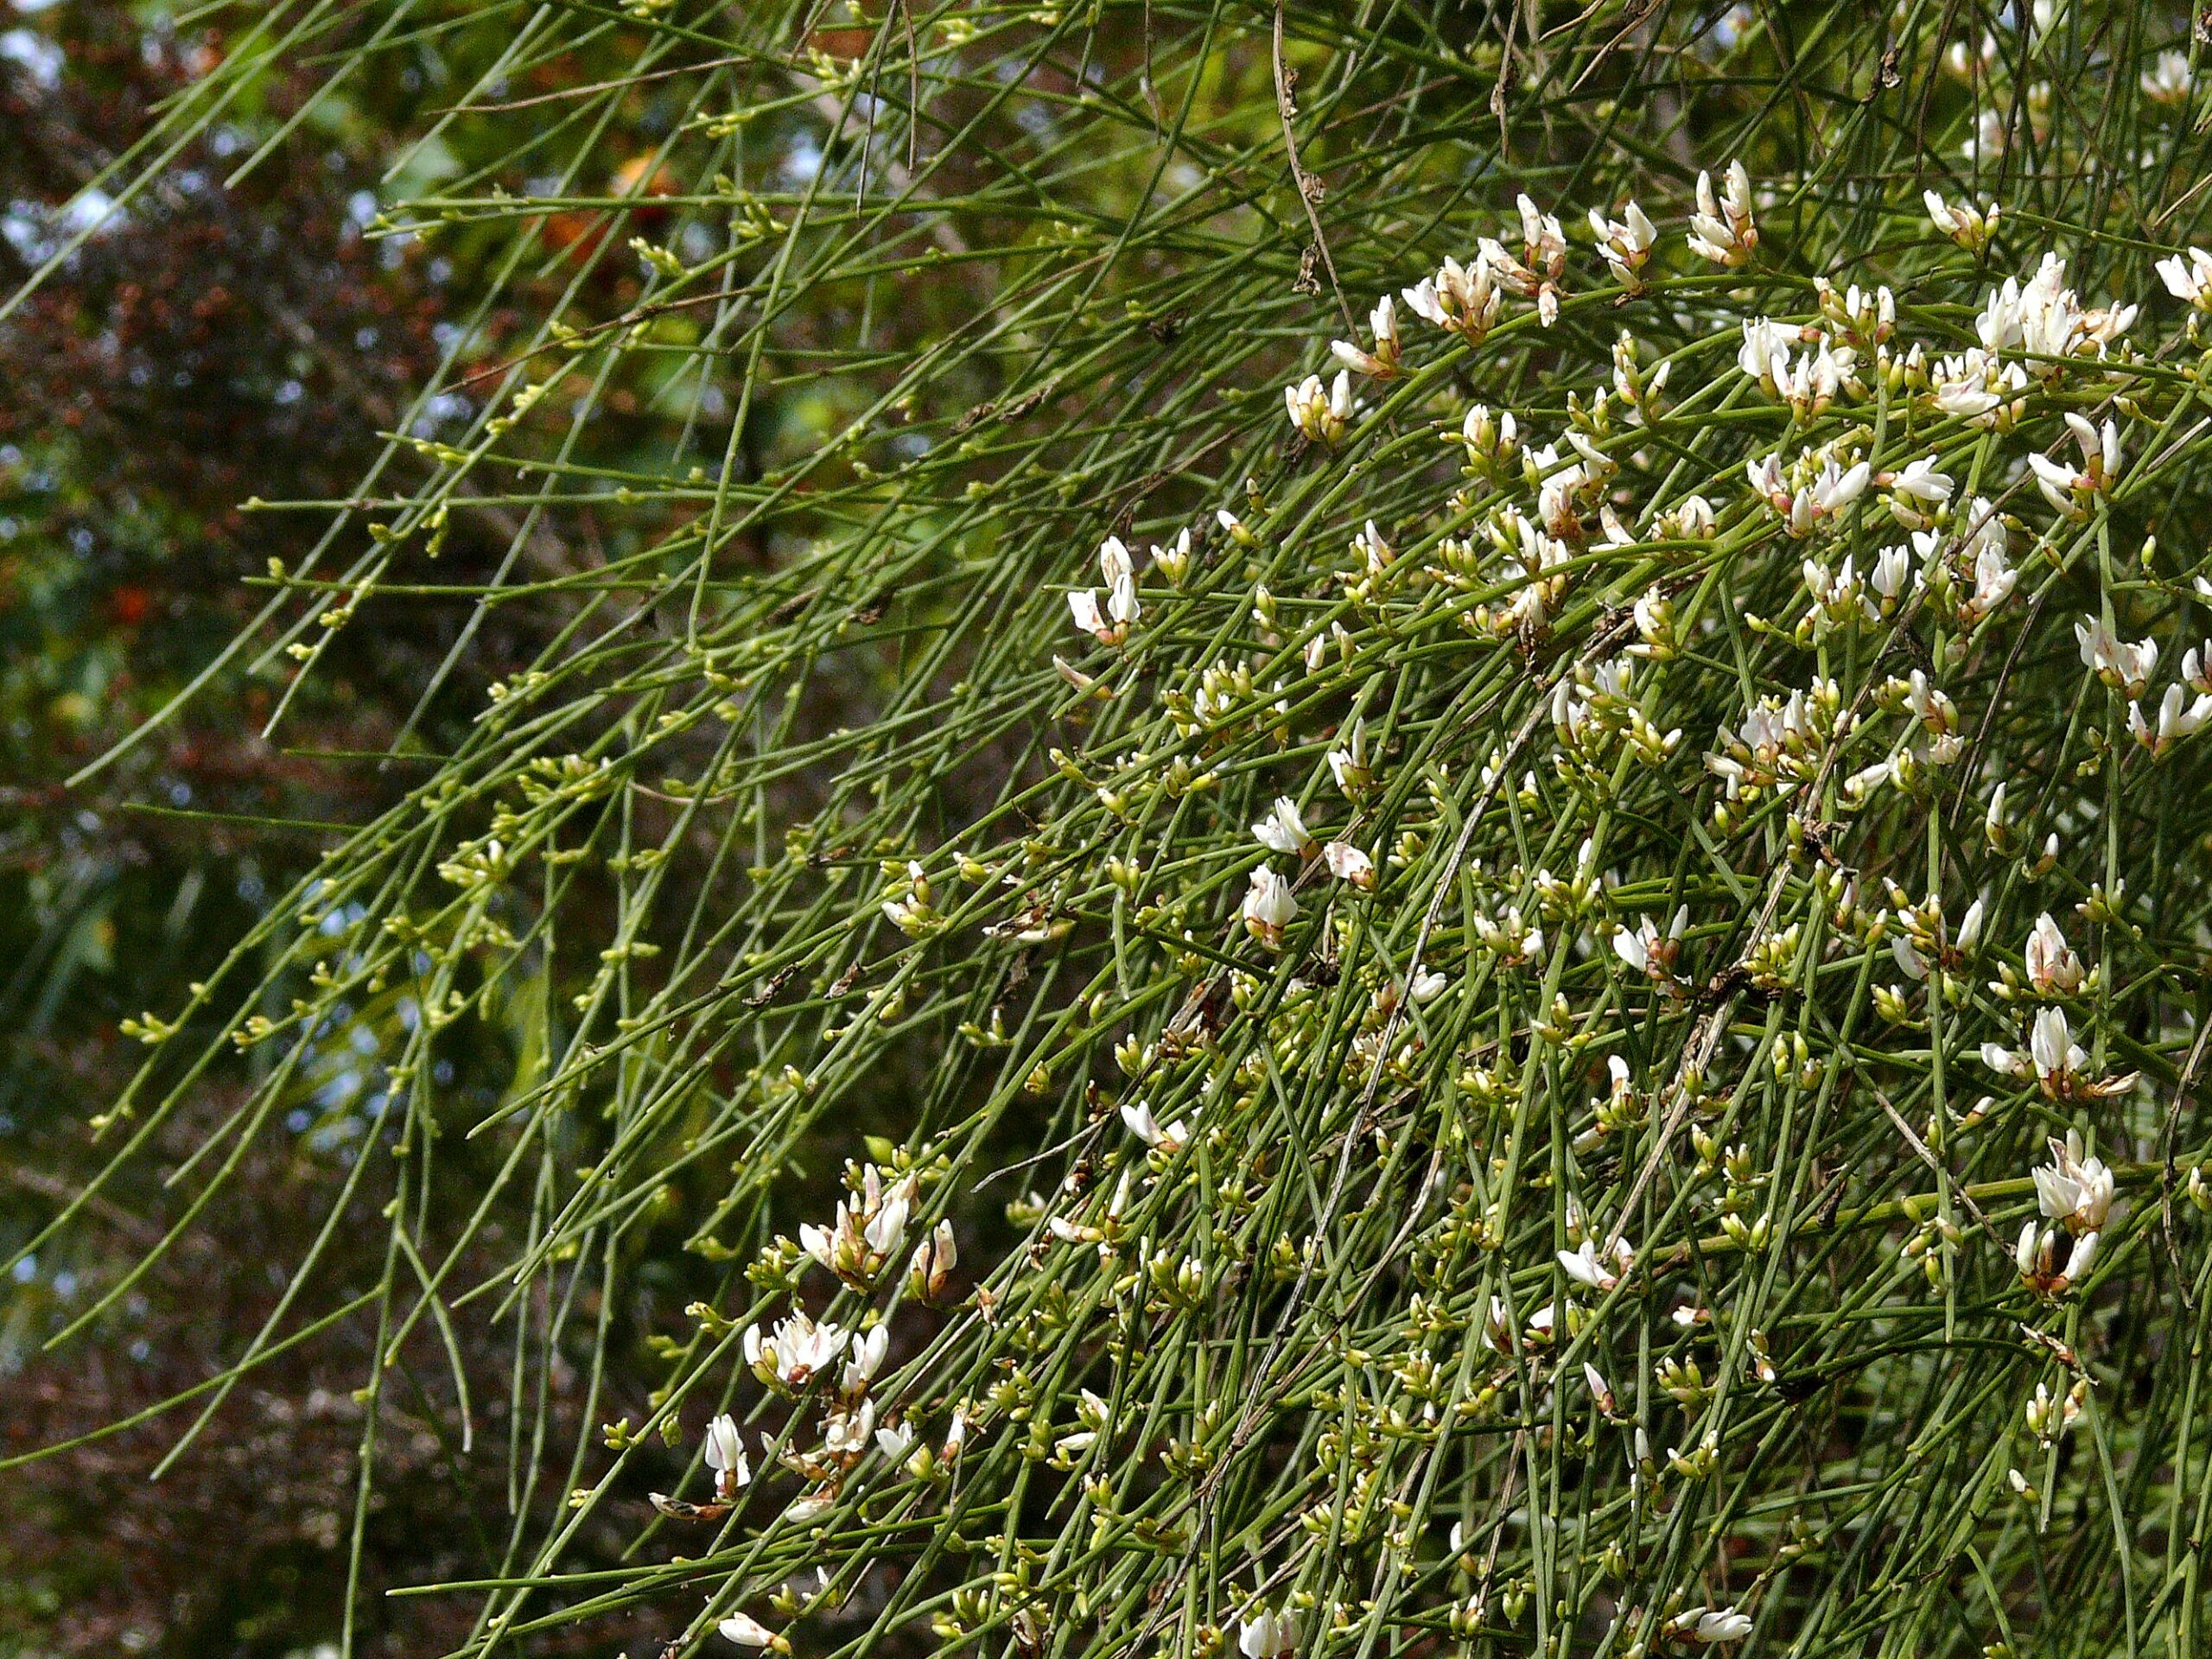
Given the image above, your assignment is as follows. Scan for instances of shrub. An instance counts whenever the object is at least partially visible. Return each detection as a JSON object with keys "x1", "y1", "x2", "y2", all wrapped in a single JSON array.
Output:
[{"x1": 16, "y1": 3, "x2": 2212, "y2": 1656}]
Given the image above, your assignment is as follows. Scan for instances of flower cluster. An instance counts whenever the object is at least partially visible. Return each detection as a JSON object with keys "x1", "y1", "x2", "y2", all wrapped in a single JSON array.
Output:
[
  {"x1": 613, "y1": 81, "x2": 2212, "y2": 1659},
  {"x1": 997, "y1": 149, "x2": 2204, "y2": 1656}
]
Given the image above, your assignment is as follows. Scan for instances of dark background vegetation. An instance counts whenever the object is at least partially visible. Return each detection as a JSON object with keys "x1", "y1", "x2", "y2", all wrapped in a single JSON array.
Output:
[
  {"x1": 4, "y1": 3, "x2": 1060, "y2": 1646},
  {"x1": 3, "y1": 4, "x2": 720, "y2": 1648}
]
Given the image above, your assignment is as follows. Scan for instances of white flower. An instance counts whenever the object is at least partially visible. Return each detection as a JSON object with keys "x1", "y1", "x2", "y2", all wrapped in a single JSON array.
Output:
[
  {"x1": 1557, "y1": 1236, "x2": 1631, "y2": 1292},
  {"x1": 1402, "y1": 255, "x2": 1501, "y2": 344},
  {"x1": 1930, "y1": 347, "x2": 2028, "y2": 426},
  {"x1": 1582, "y1": 1360, "x2": 1615, "y2": 1413},
  {"x1": 2132, "y1": 682, "x2": 2212, "y2": 754},
  {"x1": 1552, "y1": 677, "x2": 1594, "y2": 745},
  {"x1": 880, "y1": 860, "x2": 938, "y2": 937},
  {"x1": 1925, "y1": 189, "x2": 1999, "y2": 252},
  {"x1": 704, "y1": 1413, "x2": 751, "y2": 1497},
  {"x1": 1813, "y1": 456, "x2": 1869, "y2": 515},
  {"x1": 1478, "y1": 194, "x2": 1568, "y2": 324},
  {"x1": 1456, "y1": 403, "x2": 1518, "y2": 472},
  {"x1": 800, "y1": 1166, "x2": 914, "y2": 1286},
  {"x1": 1611, "y1": 331, "x2": 1670, "y2": 410},
  {"x1": 2158, "y1": 245, "x2": 2212, "y2": 311},
  {"x1": 1242, "y1": 865, "x2": 1299, "y2": 950},
  {"x1": 1323, "y1": 840, "x2": 1376, "y2": 890},
  {"x1": 866, "y1": 1192, "x2": 908, "y2": 1258},
  {"x1": 1803, "y1": 554, "x2": 1872, "y2": 626},
  {"x1": 2017, "y1": 1219, "x2": 2099, "y2": 1293},
  {"x1": 1068, "y1": 536, "x2": 1140, "y2": 645},
  {"x1": 1627, "y1": 588, "x2": 1675, "y2": 660},
  {"x1": 1474, "y1": 905, "x2": 1543, "y2": 964},
  {"x1": 782, "y1": 1488, "x2": 834, "y2": 1524},
  {"x1": 1815, "y1": 275, "x2": 1894, "y2": 343},
  {"x1": 1890, "y1": 454, "x2": 1952, "y2": 501},
  {"x1": 1528, "y1": 435, "x2": 1607, "y2": 536},
  {"x1": 1744, "y1": 450, "x2": 1788, "y2": 505},
  {"x1": 1962, "y1": 103, "x2": 2011, "y2": 163},
  {"x1": 1688, "y1": 160, "x2": 1758, "y2": 266},
  {"x1": 1326, "y1": 720, "x2": 1373, "y2": 798},
  {"x1": 1960, "y1": 534, "x2": 2018, "y2": 623},
  {"x1": 823, "y1": 1396, "x2": 878, "y2": 1459},
  {"x1": 908, "y1": 1218, "x2": 957, "y2": 1300},
  {"x1": 2029, "y1": 413, "x2": 2122, "y2": 516},
  {"x1": 1284, "y1": 370, "x2": 1353, "y2": 445},
  {"x1": 1729, "y1": 319, "x2": 1787, "y2": 386},
  {"x1": 842, "y1": 1322, "x2": 890, "y2": 1391},
  {"x1": 1351, "y1": 518, "x2": 1393, "y2": 576},
  {"x1": 718, "y1": 1614, "x2": 787, "y2": 1652},
  {"x1": 1666, "y1": 494, "x2": 1717, "y2": 541},
  {"x1": 1514, "y1": 192, "x2": 1568, "y2": 278},
  {"x1": 2185, "y1": 642, "x2": 2212, "y2": 696},
  {"x1": 1331, "y1": 295, "x2": 1402, "y2": 378},
  {"x1": 1151, "y1": 526, "x2": 1194, "y2": 584},
  {"x1": 1603, "y1": 1054, "x2": 1633, "y2": 1102},
  {"x1": 1707, "y1": 683, "x2": 1834, "y2": 798},
  {"x1": 1869, "y1": 543, "x2": 1914, "y2": 606},
  {"x1": 1673, "y1": 1605, "x2": 1756, "y2": 1643},
  {"x1": 1748, "y1": 451, "x2": 1869, "y2": 537},
  {"x1": 2030, "y1": 1005, "x2": 2088, "y2": 1092},
  {"x1": 1238, "y1": 1610, "x2": 1300, "y2": 1659},
  {"x1": 1400, "y1": 276, "x2": 1445, "y2": 327},
  {"x1": 1589, "y1": 199, "x2": 1657, "y2": 289},
  {"x1": 1976, "y1": 253, "x2": 2133, "y2": 365},
  {"x1": 2144, "y1": 48, "x2": 2194, "y2": 105},
  {"x1": 1099, "y1": 534, "x2": 1133, "y2": 589},
  {"x1": 2024, "y1": 1379, "x2": 2079, "y2": 1442},
  {"x1": 1885, "y1": 454, "x2": 1954, "y2": 528},
  {"x1": 744, "y1": 1309, "x2": 849, "y2": 1391},
  {"x1": 1119, "y1": 1097, "x2": 1187, "y2": 1151},
  {"x1": 2033, "y1": 1130, "x2": 2114, "y2": 1232},
  {"x1": 1251, "y1": 797, "x2": 1315, "y2": 857},
  {"x1": 2023, "y1": 913, "x2": 2083, "y2": 996},
  {"x1": 1904, "y1": 669, "x2": 1957, "y2": 740},
  {"x1": 1764, "y1": 338, "x2": 1856, "y2": 419},
  {"x1": 1408, "y1": 968, "x2": 1449, "y2": 1004},
  {"x1": 2076, "y1": 616, "x2": 2157, "y2": 697},
  {"x1": 1611, "y1": 907, "x2": 1686, "y2": 980}
]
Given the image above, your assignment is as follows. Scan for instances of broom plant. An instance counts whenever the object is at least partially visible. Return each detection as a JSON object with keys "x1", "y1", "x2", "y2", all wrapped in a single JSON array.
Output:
[{"x1": 16, "y1": 2, "x2": 2212, "y2": 1654}]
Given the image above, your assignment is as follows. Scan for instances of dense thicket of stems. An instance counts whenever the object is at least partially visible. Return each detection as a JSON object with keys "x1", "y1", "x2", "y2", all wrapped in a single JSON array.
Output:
[{"x1": 16, "y1": 2, "x2": 2212, "y2": 1655}]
